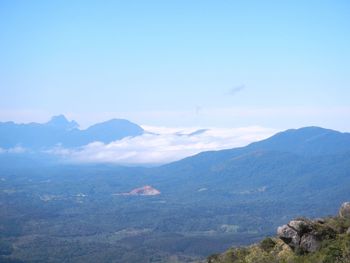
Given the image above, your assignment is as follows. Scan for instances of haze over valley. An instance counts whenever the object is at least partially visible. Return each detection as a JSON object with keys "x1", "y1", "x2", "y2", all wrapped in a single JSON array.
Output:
[
  {"x1": 1, "y1": 1, "x2": 350, "y2": 262},
  {"x1": 1, "y1": 119, "x2": 350, "y2": 262}
]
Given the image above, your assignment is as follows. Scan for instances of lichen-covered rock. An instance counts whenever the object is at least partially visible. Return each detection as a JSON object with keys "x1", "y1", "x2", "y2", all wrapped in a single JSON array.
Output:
[
  {"x1": 277, "y1": 218, "x2": 336, "y2": 253},
  {"x1": 339, "y1": 202, "x2": 350, "y2": 219},
  {"x1": 300, "y1": 233, "x2": 320, "y2": 252},
  {"x1": 289, "y1": 219, "x2": 312, "y2": 234},
  {"x1": 277, "y1": 224, "x2": 300, "y2": 249}
]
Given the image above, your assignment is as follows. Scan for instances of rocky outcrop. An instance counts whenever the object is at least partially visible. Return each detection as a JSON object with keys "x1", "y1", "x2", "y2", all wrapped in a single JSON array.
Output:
[
  {"x1": 277, "y1": 223, "x2": 300, "y2": 250},
  {"x1": 208, "y1": 202, "x2": 350, "y2": 263},
  {"x1": 339, "y1": 202, "x2": 350, "y2": 219},
  {"x1": 277, "y1": 202, "x2": 350, "y2": 253},
  {"x1": 277, "y1": 217, "x2": 336, "y2": 253}
]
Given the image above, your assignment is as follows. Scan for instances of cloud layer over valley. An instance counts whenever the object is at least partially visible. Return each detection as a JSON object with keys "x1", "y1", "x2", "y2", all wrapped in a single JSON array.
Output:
[{"x1": 48, "y1": 125, "x2": 277, "y2": 165}]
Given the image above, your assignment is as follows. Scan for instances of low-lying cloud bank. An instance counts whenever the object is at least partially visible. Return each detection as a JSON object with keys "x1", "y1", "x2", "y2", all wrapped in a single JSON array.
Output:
[{"x1": 48, "y1": 126, "x2": 278, "y2": 165}]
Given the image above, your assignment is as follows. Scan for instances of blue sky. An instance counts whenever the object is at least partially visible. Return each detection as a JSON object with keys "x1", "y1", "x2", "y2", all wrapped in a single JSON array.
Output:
[{"x1": 0, "y1": 0, "x2": 349, "y2": 130}]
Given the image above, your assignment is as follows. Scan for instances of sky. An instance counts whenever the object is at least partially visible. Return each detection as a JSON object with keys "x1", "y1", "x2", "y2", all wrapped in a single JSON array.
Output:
[{"x1": 1, "y1": 0, "x2": 350, "y2": 131}]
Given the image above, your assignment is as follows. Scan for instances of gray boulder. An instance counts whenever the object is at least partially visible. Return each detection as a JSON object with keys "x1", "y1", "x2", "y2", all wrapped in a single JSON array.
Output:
[
  {"x1": 277, "y1": 224, "x2": 300, "y2": 249},
  {"x1": 289, "y1": 220, "x2": 312, "y2": 233},
  {"x1": 277, "y1": 218, "x2": 335, "y2": 253},
  {"x1": 300, "y1": 233, "x2": 320, "y2": 252},
  {"x1": 339, "y1": 202, "x2": 350, "y2": 219}
]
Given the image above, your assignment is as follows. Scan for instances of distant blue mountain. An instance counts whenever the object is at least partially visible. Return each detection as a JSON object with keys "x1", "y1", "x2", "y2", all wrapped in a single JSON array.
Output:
[
  {"x1": 248, "y1": 126, "x2": 350, "y2": 156},
  {"x1": 0, "y1": 115, "x2": 144, "y2": 149},
  {"x1": 167, "y1": 126, "x2": 350, "y2": 170},
  {"x1": 47, "y1": 115, "x2": 79, "y2": 130},
  {"x1": 156, "y1": 126, "x2": 350, "y2": 203}
]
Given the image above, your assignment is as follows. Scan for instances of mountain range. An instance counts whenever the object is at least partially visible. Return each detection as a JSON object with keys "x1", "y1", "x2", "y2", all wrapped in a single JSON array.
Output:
[
  {"x1": 0, "y1": 118, "x2": 350, "y2": 262},
  {"x1": 150, "y1": 126, "x2": 350, "y2": 211},
  {"x1": 0, "y1": 115, "x2": 144, "y2": 149}
]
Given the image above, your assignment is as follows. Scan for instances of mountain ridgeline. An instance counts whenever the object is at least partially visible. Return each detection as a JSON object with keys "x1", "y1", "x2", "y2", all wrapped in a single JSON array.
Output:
[
  {"x1": 155, "y1": 126, "x2": 350, "y2": 206},
  {"x1": 168, "y1": 126, "x2": 350, "y2": 168},
  {"x1": 0, "y1": 115, "x2": 144, "y2": 149}
]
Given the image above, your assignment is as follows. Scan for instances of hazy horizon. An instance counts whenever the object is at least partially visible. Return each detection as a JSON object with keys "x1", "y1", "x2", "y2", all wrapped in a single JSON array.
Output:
[
  {"x1": 1, "y1": 1, "x2": 350, "y2": 131},
  {"x1": 1, "y1": 112, "x2": 349, "y2": 165},
  {"x1": 1, "y1": 2, "x2": 350, "y2": 262}
]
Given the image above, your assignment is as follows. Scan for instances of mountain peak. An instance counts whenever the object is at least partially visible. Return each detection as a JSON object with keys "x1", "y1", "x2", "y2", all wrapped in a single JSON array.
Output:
[
  {"x1": 246, "y1": 126, "x2": 350, "y2": 156},
  {"x1": 277, "y1": 126, "x2": 340, "y2": 136},
  {"x1": 93, "y1": 118, "x2": 139, "y2": 126},
  {"x1": 47, "y1": 115, "x2": 79, "y2": 130},
  {"x1": 84, "y1": 118, "x2": 144, "y2": 143}
]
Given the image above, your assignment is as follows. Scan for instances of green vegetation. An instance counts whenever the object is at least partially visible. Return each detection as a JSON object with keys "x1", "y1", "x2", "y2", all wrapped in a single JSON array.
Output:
[
  {"x1": 1, "y1": 158, "x2": 350, "y2": 262},
  {"x1": 259, "y1": 237, "x2": 276, "y2": 253},
  {"x1": 207, "y1": 216, "x2": 350, "y2": 263}
]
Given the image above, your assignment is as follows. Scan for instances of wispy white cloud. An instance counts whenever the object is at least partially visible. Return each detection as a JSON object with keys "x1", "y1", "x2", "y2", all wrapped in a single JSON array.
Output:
[
  {"x1": 49, "y1": 126, "x2": 278, "y2": 165},
  {"x1": 0, "y1": 146, "x2": 27, "y2": 154}
]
